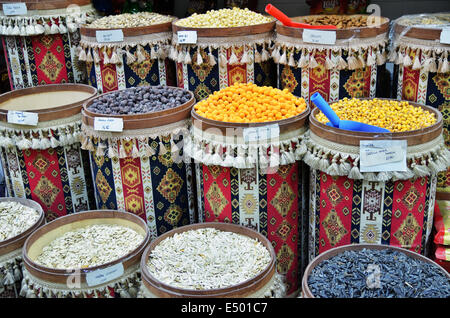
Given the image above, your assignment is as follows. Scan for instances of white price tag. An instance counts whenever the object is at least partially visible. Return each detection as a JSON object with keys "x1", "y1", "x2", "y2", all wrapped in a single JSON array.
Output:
[
  {"x1": 360, "y1": 140, "x2": 407, "y2": 173},
  {"x1": 303, "y1": 29, "x2": 336, "y2": 45},
  {"x1": 94, "y1": 117, "x2": 123, "y2": 132},
  {"x1": 440, "y1": 28, "x2": 450, "y2": 45},
  {"x1": 177, "y1": 31, "x2": 197, "y2": 44},
  {"x1": 243, "y1": 124, "x2": 280, "y2": 142},
  {"x1": 96, "y1": 30, "x2": 124, "y2": 43},
  {"x1": 2, "y1": 3, "x2": 27, "y2": 16},
  {"x1": 7, "y1": 111, "x2": 38, "y2": 126},
  {"x1": 85, "y1": 263, "x2": 124, "y2": 287}
]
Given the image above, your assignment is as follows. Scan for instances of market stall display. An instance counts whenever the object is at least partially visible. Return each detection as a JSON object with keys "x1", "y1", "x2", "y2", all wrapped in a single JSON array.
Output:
[
  {"x1": 139, "y1": 222, "x2": 285, "y2": 298},
  {"x1": 302, "y1": 244, "x2": 450, "y2": 298},
  {"x1": 0, "y1": 84, "x2": 97, "y2": 221},
  {"x1": 274, "y1": 14, "x2": 389, "y2": 103},
  {"x1": 170, "y1": 8, "x2": 276, "y2": 101},
  {"x1": 305, "y1": 98, "x2": 450, "y2": 260},
  {"x1": 21, "y1": 210, "x2": 149, "y2": 298},
  {"x1": 79, "y1": 12, "x2": 176, "y2": 93},
  {"x1": 390, "y1": 13, "x2": 450, "y2": 200},
  {"x1": 0, "y1": 0, "x2": 97, "y2": 90},
  {"x1": 184, "y1": 82, "x2": 310, "y2": 296},
  {"x1": 81, "y1": 85, "x2": 196, "y2": 239},
  {"x1": 0, "y1": 198, "x2": 44, "y2": 298}
]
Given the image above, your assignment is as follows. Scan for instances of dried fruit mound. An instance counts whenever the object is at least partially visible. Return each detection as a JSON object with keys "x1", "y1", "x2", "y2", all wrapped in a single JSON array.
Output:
[
  {"x1": 87, "y1": 86, "x2": 192, "y2": 116},
  {"x1": 315, "y1": 98, "x2": 436, "y2": 132},
  {"x1": 308, "y1": 248, "x2": 450, "y2": 298},
  {"x1": 194, "y1": 83, "x2": 307, "y2": 123}
]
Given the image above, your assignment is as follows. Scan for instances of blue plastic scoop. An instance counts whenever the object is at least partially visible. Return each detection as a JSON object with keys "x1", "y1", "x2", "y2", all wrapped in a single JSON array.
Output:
[{"x1": 310, "y1": 92, "x2": 390, "y2": 133}]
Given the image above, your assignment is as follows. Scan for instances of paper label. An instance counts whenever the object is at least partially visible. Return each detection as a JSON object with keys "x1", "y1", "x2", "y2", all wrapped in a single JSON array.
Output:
[
  {"x1": 440, "y1": 28, "x2": 450, "y2": 45},
  {"x1": 360, "y1": 140, "x2": 407, "y2": 172},
  {"x1": 177, "y1": 31, "x2": 197, "y2": 44},
  {"x1": 303, "y1": 29, "x2": 336, "y2": 45},
  {"x1": 243, "y1": 124, "x2": 280, "y2": 142},
  {"x1": 96, "y1": 30, "x2": 124, "y2": 43},
  {"x1": 7, "y1": 111, "x2": 38, "y2": 126},
  {"x1": 85, "y1": 263, "x2": 124, "y2": 287},
  {"x1": 94, "y1": 117, "x2": 124, "y2": 132},
  {"x1": 2, "y1": 3, "x2": 27, "y2": 16}
]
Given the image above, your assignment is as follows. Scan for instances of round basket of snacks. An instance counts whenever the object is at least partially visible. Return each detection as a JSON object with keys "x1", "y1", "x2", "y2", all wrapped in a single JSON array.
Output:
[
  {"x1": 81, "y1": 86, "x2": 197, "y2": 239},
  {"x1": 0, "y1": 198, "x2": 44, "y2": 298},
  {"x1": 79, "y1": 12, "x2": 177, "y2": 93},
  {"x1": 170, "y1": 7, "x2": 276, "y2": 101},
  {"x1": 184, "y1": 82, "x2": 310, "y2": 296},
  {"x1": 139, "y1": 222, "x2": 285, "y2": 298},
  {"x1": 21, "y1": 210, "x2": 150, "y2": 298},
  {"x1": 305, "y1": 96, "x2": 450, "y2": 261}
]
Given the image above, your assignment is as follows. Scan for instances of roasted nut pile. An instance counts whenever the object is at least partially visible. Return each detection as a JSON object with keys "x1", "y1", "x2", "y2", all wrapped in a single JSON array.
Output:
[
  {"x1": 315, "y1": 98, "x2": 436, "y2": 132},
  {"x1": 86, "y1": 12, "x2": 174, "y2": 29},
  {"x1": 147, "y1": 228, "x2": 271, "y2": 290},
  {"x1": 301, "y1": 15, "x2": 371, "y2": 28},
  {"x1": 35, "y1": 224, "x2": 144, "y2": 269},
  {"x1": 194, "y1": 83, "x2": 307, "y2": 123},
  {"x1": 175, "y1": 7, "x2": 273, "y2": 28},
  {"x1": 88, "y1": 86, "x2": 192, "y2": 115},
  {"x1": 0, "y1": 201, "x2": 40, "y2": 242}
]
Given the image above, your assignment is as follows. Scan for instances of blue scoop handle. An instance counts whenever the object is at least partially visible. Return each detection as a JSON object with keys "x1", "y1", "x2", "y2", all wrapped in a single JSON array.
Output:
[
  {"x1": 339, "y1": 120, "x2": 390, "y2": 133},
  {"x1": 311, "y1": 92, "x2": 340, "y2": 127},
  {"x1": 315, "y1": 92, "x2": 391, "y2": 133}
]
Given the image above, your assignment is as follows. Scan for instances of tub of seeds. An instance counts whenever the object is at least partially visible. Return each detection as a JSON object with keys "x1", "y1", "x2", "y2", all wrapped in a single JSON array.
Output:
[
  {"x1": 0, "y1": 0, "x2": 97, "y2": 90},
  {"x1": 390, "y1": 13, "x2": 450, "y2": 200},
  {"x1": 21, "y1": 210, "x2": 149, "y2": 298},
  {"x1": 0, "y1": 197, "x2": 44, "y2": 298},
  {"x1": 305, "y1": 97, "x2": 450, "y2": 261},
  {"x1": 139, "y1": 222, "x2": 285, "y2": 298},
  {"x1": 79, "y1": 12, "x2": 176, "y2": 93},
  {"x1": 274, "y1": 14, "x2": 389, "y2": 103},
  {"x1": 184, "y1": 82, "x2": 310, "y2": 296},
  {"x1": 171, "y1": 7, "x2": 276, "y2": 101},
  {"x1": 81, "y1": 85, "x2": 197, "y2": 239},
  {"x1": 302, "y1": 244, "x2": 450, "y2": 298}
]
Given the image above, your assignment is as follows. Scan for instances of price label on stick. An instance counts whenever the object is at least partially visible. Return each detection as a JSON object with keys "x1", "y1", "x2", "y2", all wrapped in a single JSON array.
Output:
[
  {"x1": 94, "y1": 117, "x2": 123, "y2": 132},
  {"x1": 7, "y1": 111, "x2": 38, "y2": 126},
  {"x1": 360, "y1": 140, "x2": 407, "y2": 172},
  {"x1": 2, "y1": 3, "x2": 27, "y2": 16},
  {"x1": 96, "y1": 30, "x2": 124, "y2": 43},
  {"x1": 177, "y1": 31, "x2": 197, "y2": 44}
]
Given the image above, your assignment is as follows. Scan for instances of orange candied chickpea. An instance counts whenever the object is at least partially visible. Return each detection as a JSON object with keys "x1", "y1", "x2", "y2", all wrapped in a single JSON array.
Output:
[{"x1": 195, "y1": 83, "x2": 307, "y2": 123}]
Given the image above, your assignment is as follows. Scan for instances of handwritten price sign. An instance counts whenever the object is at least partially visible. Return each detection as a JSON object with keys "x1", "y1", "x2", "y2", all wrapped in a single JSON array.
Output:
[
  {"x1": 94, "y1": 117, "x2": 123, "y2": 132},
  {"x1": 7, "y1": 111, "x2": 38, "y2": 126}
]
